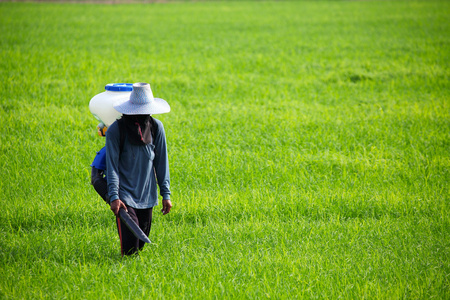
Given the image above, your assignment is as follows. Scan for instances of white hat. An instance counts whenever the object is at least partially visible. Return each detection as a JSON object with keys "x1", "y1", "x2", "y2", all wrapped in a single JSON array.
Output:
[{"x1": 113, "y1": 82, "x2": 170, "y2": 115}]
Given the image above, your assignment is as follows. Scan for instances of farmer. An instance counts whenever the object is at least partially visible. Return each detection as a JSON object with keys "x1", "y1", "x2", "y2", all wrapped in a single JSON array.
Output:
[{"x1": 105, "y1": 82, "x2": 172, "y2": 256}]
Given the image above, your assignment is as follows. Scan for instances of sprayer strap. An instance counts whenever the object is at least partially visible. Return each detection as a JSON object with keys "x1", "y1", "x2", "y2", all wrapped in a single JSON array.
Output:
[{"x1": 117, "y1": 118, "x2": 126, "y2": 156}]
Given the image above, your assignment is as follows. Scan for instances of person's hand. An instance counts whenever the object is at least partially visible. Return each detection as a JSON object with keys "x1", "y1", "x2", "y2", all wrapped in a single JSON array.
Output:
[
  {"x1": 110, "y1": 199, "x2": 127, "y2": 216},
  {"x1": 161, "y1": 199, "x2": 172, "y2": 215}
]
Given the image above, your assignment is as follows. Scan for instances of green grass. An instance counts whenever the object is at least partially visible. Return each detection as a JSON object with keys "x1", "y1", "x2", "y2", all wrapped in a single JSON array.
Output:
[{"x1": 0, "y1": 0, "x2": 449, "y2": 298}]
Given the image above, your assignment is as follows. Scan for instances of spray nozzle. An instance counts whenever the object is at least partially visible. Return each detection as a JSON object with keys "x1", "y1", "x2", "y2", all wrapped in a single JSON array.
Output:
[{"x1": 97, "y1": 123, "x2": 107, "y2": 137}]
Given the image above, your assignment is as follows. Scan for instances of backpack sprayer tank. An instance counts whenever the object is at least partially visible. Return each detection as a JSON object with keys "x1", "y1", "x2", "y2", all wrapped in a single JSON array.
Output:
[{"x1": 89, "y1": 83, "x2": 133, "y2": 128}]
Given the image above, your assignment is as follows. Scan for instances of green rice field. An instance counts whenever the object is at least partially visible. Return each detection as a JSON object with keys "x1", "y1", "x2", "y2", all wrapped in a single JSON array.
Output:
[{"x1": 0, "y1": 0, "x2": 449, "y2": 298}]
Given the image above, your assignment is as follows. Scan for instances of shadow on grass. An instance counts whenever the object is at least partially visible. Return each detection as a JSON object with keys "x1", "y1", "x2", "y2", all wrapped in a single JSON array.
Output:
[
  {"x1": 167, "y1": 199, "x2": 411, "y2": 228},
  {"x1": 1, "y1": 208, "x2": 131, "y2": 264}
]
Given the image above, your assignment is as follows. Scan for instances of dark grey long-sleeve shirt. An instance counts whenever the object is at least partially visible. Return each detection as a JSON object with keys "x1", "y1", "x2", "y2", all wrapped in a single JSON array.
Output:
[{"x1": 106, "y1": 118, "x2": 170, "y2": 209}]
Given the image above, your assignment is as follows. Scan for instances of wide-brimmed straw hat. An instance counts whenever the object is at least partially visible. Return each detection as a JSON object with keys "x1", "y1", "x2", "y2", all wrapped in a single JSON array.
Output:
[{"x1": 113, "y1": 82, "x2": 170, "y2": 115}]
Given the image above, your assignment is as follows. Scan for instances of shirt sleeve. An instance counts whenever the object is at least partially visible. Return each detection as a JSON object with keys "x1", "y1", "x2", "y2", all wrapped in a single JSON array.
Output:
[
  {"x1": 105, "y1": 122, "x2": 121, "y2": 203},
  {"x1": 153, "y1": 119, "x2": 171, "y2": 200}
]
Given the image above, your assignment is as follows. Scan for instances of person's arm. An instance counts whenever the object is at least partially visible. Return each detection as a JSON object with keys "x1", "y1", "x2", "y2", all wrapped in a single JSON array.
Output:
[
  {"x1": 153, "y1": 120, "x2": 172, "y2": 214},
  {"x1": 105, "y1": 122, "x2": 127, "y2": 215}
]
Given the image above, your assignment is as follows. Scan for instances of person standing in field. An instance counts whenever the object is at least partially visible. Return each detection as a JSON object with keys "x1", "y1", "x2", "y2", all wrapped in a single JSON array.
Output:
[{"x1": 105, "y1": 82, "x2": 172, "y2": 256}]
